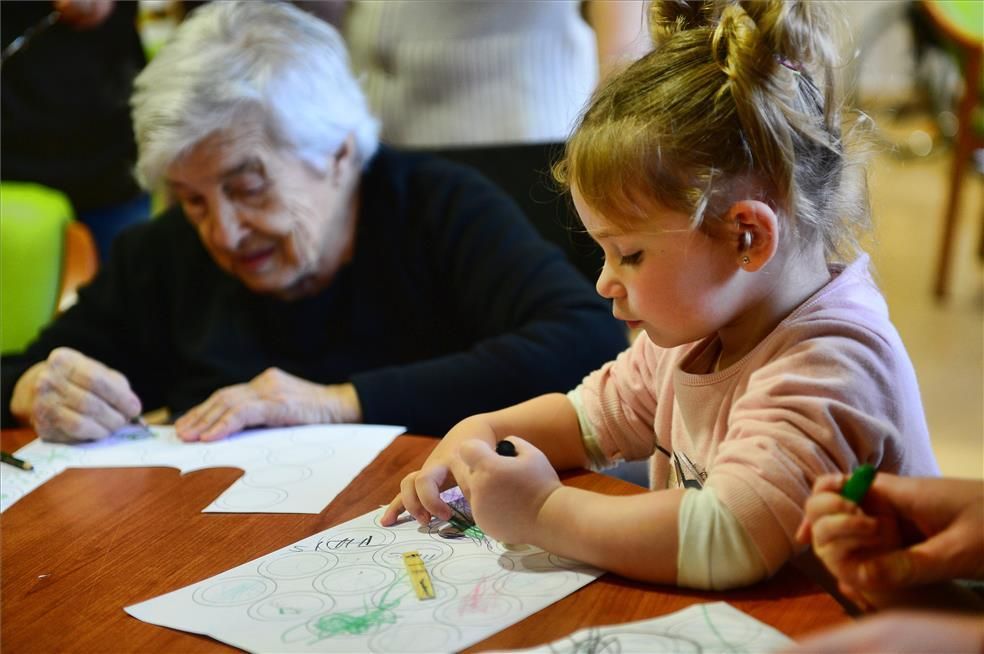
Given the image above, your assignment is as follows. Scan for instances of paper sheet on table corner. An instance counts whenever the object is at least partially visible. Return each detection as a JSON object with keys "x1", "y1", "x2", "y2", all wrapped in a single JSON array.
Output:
[
  {"x1": 1, "y1": 423, "x2": 406, "y2": 515},
  {"x1": 486, "y1": 601, "x2": 796, "y2": 654}
]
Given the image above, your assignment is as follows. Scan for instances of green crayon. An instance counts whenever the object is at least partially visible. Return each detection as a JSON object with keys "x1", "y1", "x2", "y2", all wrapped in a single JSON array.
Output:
[{"x1": 841, "y1": 464, "x2": 876, "y2": 504}]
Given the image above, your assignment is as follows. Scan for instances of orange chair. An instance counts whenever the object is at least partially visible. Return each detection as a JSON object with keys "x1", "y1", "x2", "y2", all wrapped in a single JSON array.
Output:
[{"x1": 57, "y1": 220, "x2": 99, "y2": 313}]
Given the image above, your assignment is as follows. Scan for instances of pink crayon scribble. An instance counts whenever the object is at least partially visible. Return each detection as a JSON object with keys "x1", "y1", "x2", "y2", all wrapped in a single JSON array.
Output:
[{"x1": 459, "y1": 577, "x2": 492, "y2": 615}]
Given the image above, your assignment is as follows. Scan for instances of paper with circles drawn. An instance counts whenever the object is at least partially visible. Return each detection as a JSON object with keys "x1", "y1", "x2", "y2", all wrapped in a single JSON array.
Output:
[
  {"x1": 490, "y1": 602, "x2": 795, "y2": 654},
  {"x1": 0, "y1": 424, "x2": 404, "y2": 514},
  {"x1": 124, "y1": 502, "x2": 603, "y2": 653}
]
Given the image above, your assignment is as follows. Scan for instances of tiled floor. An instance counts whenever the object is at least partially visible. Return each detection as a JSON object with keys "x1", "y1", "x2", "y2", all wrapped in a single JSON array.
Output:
[{"x1": 864, "y1": 119, "x2": 982, "y2": 478}]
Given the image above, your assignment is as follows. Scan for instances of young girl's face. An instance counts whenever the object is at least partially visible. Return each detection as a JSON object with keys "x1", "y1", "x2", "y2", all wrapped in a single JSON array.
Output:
[{"x1": 572, "y1": 184, "x2": 744, "y2": 348}]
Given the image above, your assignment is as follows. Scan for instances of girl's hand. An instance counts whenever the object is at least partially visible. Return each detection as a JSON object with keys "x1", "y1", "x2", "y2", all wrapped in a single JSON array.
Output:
[
  {"x1": 453, "y1": 437, "x2": 561, "y2": 544},
  {"x1": 380, "y1": 416, "x2": 497, "y2": 527}
]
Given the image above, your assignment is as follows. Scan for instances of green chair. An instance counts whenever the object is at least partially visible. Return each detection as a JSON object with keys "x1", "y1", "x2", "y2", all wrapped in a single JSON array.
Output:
[{"x1": 1, "y1": 182, "x2": 98, "y2": 354}]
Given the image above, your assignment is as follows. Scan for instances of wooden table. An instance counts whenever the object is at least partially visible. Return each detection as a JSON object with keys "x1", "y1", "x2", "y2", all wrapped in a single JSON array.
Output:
[{"x1": 1, "y1": 429, "x2": 849, "y2": 652}]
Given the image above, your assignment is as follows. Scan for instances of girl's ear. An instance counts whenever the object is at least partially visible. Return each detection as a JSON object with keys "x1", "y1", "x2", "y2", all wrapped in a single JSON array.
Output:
[{"x1": 726, "y1": 200, "x2": 779, "y2": 272}]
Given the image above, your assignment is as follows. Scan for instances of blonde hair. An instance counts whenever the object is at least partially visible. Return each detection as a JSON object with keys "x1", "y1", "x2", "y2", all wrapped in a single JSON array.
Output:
[{"x1": 556, "y1": 0, "x2": 869, "y2": 261}]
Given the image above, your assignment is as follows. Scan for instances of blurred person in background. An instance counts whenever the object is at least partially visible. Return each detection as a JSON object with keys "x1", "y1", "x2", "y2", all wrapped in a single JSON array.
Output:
[
  {"x1": 342, "y1": 0, "x2": 650, "y2": 148},
  {"x1": 1, "y1": 0, "x2": 150, "y2": 260}
]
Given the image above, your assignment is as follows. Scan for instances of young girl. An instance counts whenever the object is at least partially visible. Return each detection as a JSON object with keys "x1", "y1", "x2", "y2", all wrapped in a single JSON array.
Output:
[{"x1": 381, "y1": 0, "x2": 939, "y2": 590}]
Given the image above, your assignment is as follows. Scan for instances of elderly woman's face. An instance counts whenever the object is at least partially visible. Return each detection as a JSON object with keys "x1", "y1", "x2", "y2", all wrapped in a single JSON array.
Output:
[{"x1": 166, "y1": 120, "x2": 359, "y2": 298}]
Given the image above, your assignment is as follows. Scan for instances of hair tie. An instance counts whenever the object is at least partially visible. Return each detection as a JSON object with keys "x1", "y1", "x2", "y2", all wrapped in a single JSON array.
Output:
[{"x1": 774, "y1": 54, "x2": 803, "y2": 74}]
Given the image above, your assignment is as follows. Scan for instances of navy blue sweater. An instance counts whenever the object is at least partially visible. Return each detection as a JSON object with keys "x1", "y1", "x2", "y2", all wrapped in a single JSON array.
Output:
[{"x1": 1, "y1": 148, "x2": 626, "y2": 435}]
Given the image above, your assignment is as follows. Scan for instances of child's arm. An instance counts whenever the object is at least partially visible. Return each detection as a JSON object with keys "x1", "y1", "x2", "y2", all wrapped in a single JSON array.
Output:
[
  {"x1": 456, "y1": 436, "x2": 685, "y2": 584},
  {"x1": 380, "y1": 393, "x2": 588, "y2": 526}
]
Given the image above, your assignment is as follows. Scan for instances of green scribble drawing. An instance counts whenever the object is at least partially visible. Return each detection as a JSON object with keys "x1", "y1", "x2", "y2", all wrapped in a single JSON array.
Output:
[
  {"x1": 701, "y1": 604, "x2": 746, "y2": 654},
  {"x1": 445, "y1": 518, "x2": 488, "y2": 546},
  {"x1": 276, "y1": 604, "x2": 302, "y2": 616},
  {"x1": 304, "y1": 574, "x2": 409, "y2": 643},
  {"x1": 44, "y1": 449, "x2": 75, "y2": 464},
  {"x1": 219, "y1": 581, "x2": 264, "y2": 602}
]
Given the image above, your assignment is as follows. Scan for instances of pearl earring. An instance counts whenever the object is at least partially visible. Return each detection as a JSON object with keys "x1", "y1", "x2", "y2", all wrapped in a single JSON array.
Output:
[{"x1": 739, "y1": 230, "x2": 752, "y2": 266}]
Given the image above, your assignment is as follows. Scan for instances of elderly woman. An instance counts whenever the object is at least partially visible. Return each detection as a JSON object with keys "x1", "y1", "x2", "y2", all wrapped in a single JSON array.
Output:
[{"x1": 1, "y1": 1, "x2": 626, "y2": 443}]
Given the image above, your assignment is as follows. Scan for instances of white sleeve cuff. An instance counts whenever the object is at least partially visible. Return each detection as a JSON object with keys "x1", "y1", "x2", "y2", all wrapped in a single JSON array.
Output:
[
  {"x1": 566, "y1": 387, "x2": 613, "y2": 470},
  {"x1": 676, "y1": 486, "x2": 770, "y2": 590}
]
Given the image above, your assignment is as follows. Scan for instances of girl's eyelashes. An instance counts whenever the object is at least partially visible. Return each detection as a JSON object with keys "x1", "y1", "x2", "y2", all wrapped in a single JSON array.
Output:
[{"x1": 620, "y1": 251, "x2": 643, "y2": 266}]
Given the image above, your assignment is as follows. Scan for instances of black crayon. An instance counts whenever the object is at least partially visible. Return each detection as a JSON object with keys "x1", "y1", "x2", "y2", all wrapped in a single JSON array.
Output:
[{"x1": 495, "y1": 440, "x2": 517, "y2": 457}]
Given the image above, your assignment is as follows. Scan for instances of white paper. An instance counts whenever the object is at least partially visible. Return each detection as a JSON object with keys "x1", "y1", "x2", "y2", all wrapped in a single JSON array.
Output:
[
  {"x1": 496, "y1": 602, "x2": 795, "y2": 653},
  {"x1": 0, "y1": 424, "x2": 403, "y2": 514},
  {"x1": 125, "y1": 503, "x2": 602, "y2": 653}
]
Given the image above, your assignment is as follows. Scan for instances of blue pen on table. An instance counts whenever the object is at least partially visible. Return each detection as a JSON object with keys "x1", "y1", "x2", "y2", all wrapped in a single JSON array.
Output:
[{"x1": 841, "y1": 464, "x2": 876, "y2": 504}]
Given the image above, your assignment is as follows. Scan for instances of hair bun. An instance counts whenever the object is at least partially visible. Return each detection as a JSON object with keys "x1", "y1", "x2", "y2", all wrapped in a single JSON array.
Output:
[
  {"x1": 650, "y1": 1, "x2": 840, "y2": 76},
  {"x1": 649, "y1": 1, "x2": 714, "y2": 45}
]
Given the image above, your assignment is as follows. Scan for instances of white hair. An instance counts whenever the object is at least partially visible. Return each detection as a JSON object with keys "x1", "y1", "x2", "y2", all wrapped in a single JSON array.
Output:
[{"x1": 131, "y1": 0, "x2": 380, "y2": 188}]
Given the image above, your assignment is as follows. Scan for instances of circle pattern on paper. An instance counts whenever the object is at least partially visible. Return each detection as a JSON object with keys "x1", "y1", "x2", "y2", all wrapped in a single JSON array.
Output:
[
  {"x1": 258, "y1": 551, "x2": 338, "y2": 580},
  {"x1": 369, "y1": 623, "x2": 461, "y2": 652},
  {"x1": 313, "y1": 564, "x2": 397, "y2": 596},
  {"x1": 493, "y1": 569, "x2": 580, "y2": 596},
  {"x1": 203, "y1": 444, "x2": 270, "y2": 467},
  {"x1": 268, "y1": 444, "x2": 334, "y2": 465},
  {"x1": 372, "y1": 578, "x2": 456, "y2": 613},
  {"x1": 436, "y1": 592, "x2": 520, "y2": 627},
  {"x1": 212, "y1": 486, "x2": 288, "y2": 510},
  {"x1": 372, "y1": 540, "x2": 454, "y2": 569},
  {"x1": 248, "y1": 592, "x2": 331, "y2": 622},
  {"x1": 243, "y1": 465, "x2": 311, "y2": 487},
  {"x1": 432, "y1": 553, "x2": 513, "y2": 584},
  {"x1": 193, "y1": 576, "x2": 276, "y2": 607}
]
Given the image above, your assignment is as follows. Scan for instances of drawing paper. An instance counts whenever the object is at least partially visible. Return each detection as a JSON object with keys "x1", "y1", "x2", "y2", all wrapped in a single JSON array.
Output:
[
  {"x1": 125, "y1": 502, "x2": 603, "y2": 653},
  {"x1": 0, "y1": 424, "x2": 403, "y2": 514},
  {"x1": 496, "y1": 602, "x2": 795, "y2": 653}
]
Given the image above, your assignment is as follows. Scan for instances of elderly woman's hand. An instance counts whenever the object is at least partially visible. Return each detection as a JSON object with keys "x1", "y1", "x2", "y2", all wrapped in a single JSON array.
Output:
[
  {"x1": 174, "y1": 368, "x2": 362, "y2": 442},
  {"x1": 10, "y1": 347, "x2": 142, "y2": 442}
]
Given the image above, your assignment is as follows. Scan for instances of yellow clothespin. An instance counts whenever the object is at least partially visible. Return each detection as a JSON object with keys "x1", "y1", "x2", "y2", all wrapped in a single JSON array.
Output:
[{"x1": 402, "y1": 551, "x2": 435, "y2": 600}]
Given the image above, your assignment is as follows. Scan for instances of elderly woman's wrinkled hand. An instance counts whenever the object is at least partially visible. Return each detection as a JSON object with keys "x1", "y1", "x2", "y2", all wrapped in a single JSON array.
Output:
[
  {"x1": 174, "y1": 368, "x2": 362, "y2": 442},
  {"x1": 10, "y1": 347, "x2": 141, "y2": 443}
]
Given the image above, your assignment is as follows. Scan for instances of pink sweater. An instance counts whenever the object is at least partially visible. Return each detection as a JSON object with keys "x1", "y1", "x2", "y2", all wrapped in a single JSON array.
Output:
[{"x1": 576, "y1": 255, "x2": 939, "y2": 574}]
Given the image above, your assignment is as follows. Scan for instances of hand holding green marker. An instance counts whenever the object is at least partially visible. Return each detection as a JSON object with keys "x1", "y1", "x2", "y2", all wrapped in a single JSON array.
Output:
[{"x1": 841, "y1": 464, "x2": 876, "y2": 504}]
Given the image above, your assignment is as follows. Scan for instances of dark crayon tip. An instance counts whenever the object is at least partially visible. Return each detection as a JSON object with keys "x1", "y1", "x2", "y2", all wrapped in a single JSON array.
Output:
[{"x1": 495, "y1": 440, "x2": 517, "y2": 457}]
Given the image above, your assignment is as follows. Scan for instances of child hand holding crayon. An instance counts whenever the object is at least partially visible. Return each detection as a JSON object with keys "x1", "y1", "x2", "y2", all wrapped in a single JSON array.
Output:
[{"x1": 796, "y1": 472, "x2": 984, "y2": 611}]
